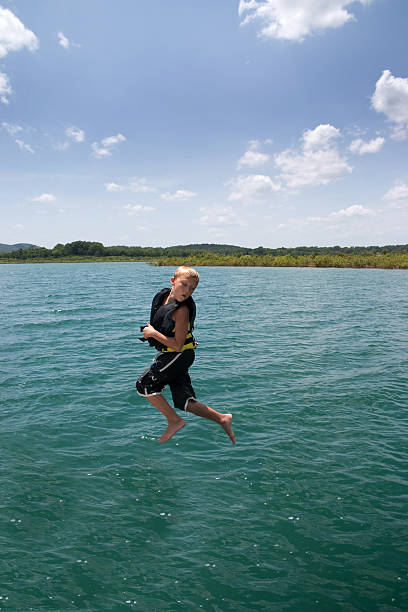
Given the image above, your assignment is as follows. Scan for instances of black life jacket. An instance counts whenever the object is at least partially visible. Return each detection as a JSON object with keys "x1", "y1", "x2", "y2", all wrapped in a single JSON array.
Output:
[{"x1": 148, "y1": 288, "x2": 196, "y2": 352}]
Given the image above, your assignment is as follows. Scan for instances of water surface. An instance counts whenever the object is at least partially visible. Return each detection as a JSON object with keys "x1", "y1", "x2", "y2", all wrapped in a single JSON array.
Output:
[{"x1": 1, "y1": 263, "x2": 407, "y2": 610}]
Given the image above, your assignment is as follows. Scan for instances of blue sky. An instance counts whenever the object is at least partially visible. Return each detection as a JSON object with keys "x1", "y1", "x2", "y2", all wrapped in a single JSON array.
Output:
[{"x1": 1, "y1": 0, "x2": 408, "y2": 248}]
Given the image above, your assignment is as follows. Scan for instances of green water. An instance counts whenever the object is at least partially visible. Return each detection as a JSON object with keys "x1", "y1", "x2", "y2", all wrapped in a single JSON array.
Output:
[{"x1": 1, "y1": 263, "x2": 407, "y2": 611}]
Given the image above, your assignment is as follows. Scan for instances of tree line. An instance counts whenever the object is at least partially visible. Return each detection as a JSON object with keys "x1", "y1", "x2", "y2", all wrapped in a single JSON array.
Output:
[
  {"x1": 1, "y1": 240, "x2": 407, "y2": 268},
  {"x1": 155, "y1": 251, "x2": 408, "y2": 269}
]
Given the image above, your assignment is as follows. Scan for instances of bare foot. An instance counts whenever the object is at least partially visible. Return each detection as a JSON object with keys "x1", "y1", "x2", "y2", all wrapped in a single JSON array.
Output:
[
  {"x1": 220, "y1": 414, "x2": 236, "y2": 444},
  {"x1": 157, "y1": 418, "x2": 186, "y2": 443}
]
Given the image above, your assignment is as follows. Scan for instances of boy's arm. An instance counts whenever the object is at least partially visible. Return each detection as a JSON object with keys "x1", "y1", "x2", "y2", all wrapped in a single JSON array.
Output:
[{"x1": 143, "y1": 305, "x2": 189, "y2": 352}]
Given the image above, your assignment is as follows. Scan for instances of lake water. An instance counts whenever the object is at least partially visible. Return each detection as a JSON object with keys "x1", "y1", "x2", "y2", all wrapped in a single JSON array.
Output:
[{"x1": 1, "y1": 262, "x2": 407, "y2": 611}]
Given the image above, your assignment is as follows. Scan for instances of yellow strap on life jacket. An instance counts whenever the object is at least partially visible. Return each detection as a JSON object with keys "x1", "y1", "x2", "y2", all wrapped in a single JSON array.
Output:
[{"x1": 161, "y1": 323, "x2": 196, "y2": 353}]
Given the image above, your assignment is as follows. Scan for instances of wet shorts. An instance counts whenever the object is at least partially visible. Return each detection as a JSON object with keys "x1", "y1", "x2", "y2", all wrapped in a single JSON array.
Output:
[{"x1": 136, "y1": 349, "x2": 196, "y2": 411}]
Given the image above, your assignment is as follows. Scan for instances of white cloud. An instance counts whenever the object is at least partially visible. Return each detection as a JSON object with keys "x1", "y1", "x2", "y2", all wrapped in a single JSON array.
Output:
[
  {"x1": 105, "y1": 182, "x2": 126, "y2": 192},
  {"x1": 372, "y1": 70, "x2": 408, "y2": 140},
  {"x1": 92, "y1": 133, "x2": 126, "y2": 158},
  {"x1": 238, "y1": 0, "x2": 373, "y2": 42},
  {"x1": 55, "y1": 126, "x2": 85, "y2": 151},
  {"x1": 389, "y1": 124, "x2": 408, "y2": 142},
  {"x1": 275, "y1": 124, "x2": 352, "y2": 188},
  {"x1": 383, "y1": 180, "x2": 408, "y2": 205},
  {"x1": 228, "y1": 174, "x2": 281, "y2": 201},
  {"x1": 0, "y1": 71, "x2": 12, "y2": 104},
  {"x1": 105, "y1": 178, "x2": 157, "y2": 193},
  {"x1": 129, "y1": 178, "x2": 157, "y2": 193},
  {"x1": 31, "y1": 193, "x2": 56, "y2": 203},
  {"x1": 237, "y1": 140, "x2": 270, "y2": 168},
  {"x1": 2, "y1": 121, "x2": 22, "y2": 136},
  {"x1": 57, "y1": 31, "x2": 80, "y2": 50},
  {"x1": 123, "y1": 204, "x2": 155, "y2": 215},
  {"x1": 160, "y1": 189, "x2": 196, "y2": 201},
  {"x1": 302, "y1": 124, "x2": 339, "y2": 150},
  {"x1": 349, "y1": 136, "x2": 385, "y2": 155},
  {"x1": 308, "y1": 204, "x2": 376, "y2": 224},
  {"x1": 15, "y1": 139, "x2": 34, "y2": 153},
  {"x1": 2, "y1": 121, "x2": 34, "y2": 151},
  {"x1": 199, "y1": 206, "x2": 243, "y2": 228},
  {"x1": 0, "y1": 7, "x2": 39, "y2": 58},
  {"x1": 57, "y1": 32, "x2": 70, "y2": 49},
  {"x1": 329, "y1": 204, "x2": 375, "y2": 219},
  {"x1": 66, "y1": 126, "x2": 85, "y2": 142},
  {"x1": 92, "y1": 142, "x2": 111, "y2": 158},
  {"x1": 101, "y1": 133, "x2": 126, "y2": 148}
]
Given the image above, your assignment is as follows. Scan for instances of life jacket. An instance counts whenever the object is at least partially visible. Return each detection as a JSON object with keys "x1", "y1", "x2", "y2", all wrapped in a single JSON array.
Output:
[{"x1": 148, "y1": 288, "x2": 196, "y2": 352}]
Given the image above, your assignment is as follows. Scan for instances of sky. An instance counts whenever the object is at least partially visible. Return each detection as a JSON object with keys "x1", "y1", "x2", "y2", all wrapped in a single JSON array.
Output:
[{"x1": 1, "y1": 0, "x2": 408, "y2": 249}]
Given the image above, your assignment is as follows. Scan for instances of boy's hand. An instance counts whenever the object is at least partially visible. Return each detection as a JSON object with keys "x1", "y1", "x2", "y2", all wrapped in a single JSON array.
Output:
[{"x1": 142, "y1": 322, "x2": 156, "y2": 339}]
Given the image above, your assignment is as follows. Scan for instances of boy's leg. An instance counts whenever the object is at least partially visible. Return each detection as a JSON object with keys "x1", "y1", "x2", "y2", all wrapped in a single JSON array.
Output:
[
  {"x1": 137, "y1": 353, "x2": 188, "y2": 443},
  {"x1": 186, "y1": 400, "x2": 236, "y2": 444},
  {"x1": 146, "y1": 393, "x2": 186, "y2": 443}
]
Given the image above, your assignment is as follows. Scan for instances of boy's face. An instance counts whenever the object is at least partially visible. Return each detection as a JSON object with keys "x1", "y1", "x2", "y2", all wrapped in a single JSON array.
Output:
[{"x1": 170, "y1": 274, "x2": 197, "y2": 302}]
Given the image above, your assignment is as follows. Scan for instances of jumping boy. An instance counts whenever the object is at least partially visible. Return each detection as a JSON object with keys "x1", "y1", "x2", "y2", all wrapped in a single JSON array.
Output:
[{"x1": 136, "y1": 266, "x2": 236, "y2": 444}]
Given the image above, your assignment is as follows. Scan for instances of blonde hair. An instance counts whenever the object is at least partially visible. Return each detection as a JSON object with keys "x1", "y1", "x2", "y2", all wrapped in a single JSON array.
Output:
[{"x1": 174, "y1": 265, "x2": 200, "y2": 287}]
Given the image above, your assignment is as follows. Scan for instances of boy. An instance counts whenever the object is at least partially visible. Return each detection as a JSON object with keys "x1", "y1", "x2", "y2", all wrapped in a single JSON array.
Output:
[{"x1": 136, "y1": 266, "x2": 236, "y2": 444}]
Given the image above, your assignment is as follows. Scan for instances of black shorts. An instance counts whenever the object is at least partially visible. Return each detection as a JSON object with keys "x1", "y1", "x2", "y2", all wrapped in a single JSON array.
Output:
[{"x1": 136, "y1": 350, "x2": 196, "y2": 411}]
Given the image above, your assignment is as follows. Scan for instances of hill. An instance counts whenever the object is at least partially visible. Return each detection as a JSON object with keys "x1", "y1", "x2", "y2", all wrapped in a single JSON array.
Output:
[{"x1": 0, "y1": 243, "x2": 39, "y2": 253}]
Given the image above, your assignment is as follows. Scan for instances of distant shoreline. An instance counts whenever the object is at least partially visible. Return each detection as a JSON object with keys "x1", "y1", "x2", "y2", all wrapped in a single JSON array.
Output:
[{"x1": 1, "y1": 253, "x2": 407, "y2": 269}]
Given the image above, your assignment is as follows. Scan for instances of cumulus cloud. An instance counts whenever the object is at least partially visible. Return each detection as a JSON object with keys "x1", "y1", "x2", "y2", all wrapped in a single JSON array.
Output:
[
  {"x1": 31, "y1": 193, "x2": 56, "y2": 202},
  {"x1": 349, "y1": 136, "x2": 385, "y2": 155},
  {"x1": 306, "y1": 204, "x2": 377, "y2": 227},
  {"x1": 66, "y1": 126, "x2": 85, "y2": 142},
  {"x1": 237, "y1": 140, "x2": 270, "y2": 168},
  {"x1": 329, "y1": 204, "x2": 375, "y2": 219},
  {"x1": 383, "y1": 180, "x2": 408, "y2": 207},
  {"x1": 160, "y1": 189, "x2": 196, "y2": 201},
  {"x1": 15, "y1": 139, "x2": 34, "y2": 153},
  {"x1": 199, "y1": 206, "x2": 243, "y2": 228},
  {"x1": 275, "y1": 124, "x2": 352, "y2": 188},
  {"x1": 238, "y1": 0, "x2": 373, "y2": 42},
  {"x1": 302, "y1": 124, "x2": 340, "y2": 150},
  {"x1": 308, "y1": 204, "x2": 376, "y2": 224},
  {"x1": 0, "y1": 71, "x2": 12, "y2": 104},
  {"x1": 123, "y1": 204, "x2": 155, "y2": 215},
  {"x1": 372, "y1": 70, "x2": 408, "y2": 140},
  {"x1": 92, "y1": 133, "x2": 126, "y2": 158},
  {"x1": 0, "y1": 7, "x2": 39, "y2": 58},
  {"x1": 105, "y1": 178, "x2": 157, "y2": 193},
  {"x1": 228, "y1": 173, "x2": 281, "y2": 202}
]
